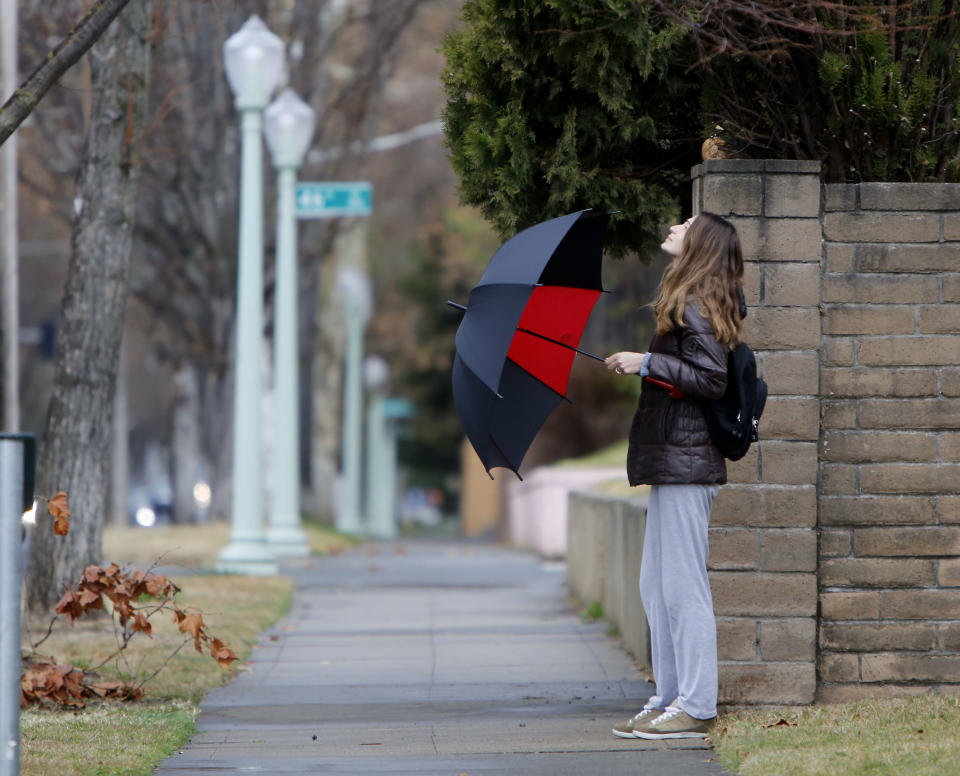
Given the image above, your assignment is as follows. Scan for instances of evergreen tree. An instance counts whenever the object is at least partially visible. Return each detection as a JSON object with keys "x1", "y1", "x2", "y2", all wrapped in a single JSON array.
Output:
[{"x1": 441, "y1": 1, "x2": 701, "y2": 256}]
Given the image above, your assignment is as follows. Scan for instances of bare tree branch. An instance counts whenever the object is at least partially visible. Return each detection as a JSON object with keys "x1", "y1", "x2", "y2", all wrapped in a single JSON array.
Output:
[{"x1": 0, "y1": 0, "x2": 134, "y2": 146}]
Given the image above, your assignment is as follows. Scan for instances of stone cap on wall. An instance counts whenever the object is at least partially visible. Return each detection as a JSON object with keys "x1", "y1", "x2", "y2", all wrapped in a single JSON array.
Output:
[
  {"x1": 825, "y1": 182, "x2": 960, "y2": 212},
  {"x1": 692, "y1": 158, "x2": 823, "y2": 178}
]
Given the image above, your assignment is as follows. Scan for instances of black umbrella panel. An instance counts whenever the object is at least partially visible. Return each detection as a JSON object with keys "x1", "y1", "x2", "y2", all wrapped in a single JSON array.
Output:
[{"x1": 451, "y1": 210, "x2": 608, "y2": 477}]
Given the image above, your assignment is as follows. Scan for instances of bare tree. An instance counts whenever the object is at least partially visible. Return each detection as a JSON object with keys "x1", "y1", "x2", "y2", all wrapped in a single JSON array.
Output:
[{"x1": 28, "y1": 0, "x2": 156, "y2": 613}]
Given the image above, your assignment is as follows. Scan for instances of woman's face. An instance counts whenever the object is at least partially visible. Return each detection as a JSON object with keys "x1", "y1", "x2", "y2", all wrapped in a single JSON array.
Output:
[{"x1": 661, "y1": 216, "x2": 696, "y2": 257}]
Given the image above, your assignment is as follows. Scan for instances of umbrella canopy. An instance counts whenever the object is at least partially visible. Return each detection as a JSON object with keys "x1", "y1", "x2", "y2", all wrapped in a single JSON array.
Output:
[{"x1": 452, "y1": 209, "x2": 608, "y2": 477}]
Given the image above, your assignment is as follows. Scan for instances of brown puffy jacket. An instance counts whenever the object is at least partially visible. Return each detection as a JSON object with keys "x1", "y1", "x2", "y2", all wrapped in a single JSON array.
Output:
[{"x1": 626, "y1": 300, "x2": 729, "y2": 486}]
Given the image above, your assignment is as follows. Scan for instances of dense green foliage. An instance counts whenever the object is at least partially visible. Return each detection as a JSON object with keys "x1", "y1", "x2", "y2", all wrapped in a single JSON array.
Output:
[
  {"x1": 441, "y1": 0, "x2": 701, "y2": 257},
  {"x1": 698, "y1": 0, "x2": 960, "y2": 182},
  {"x1": 823, "y1": 4, "x2": 960, "y2": 181}
]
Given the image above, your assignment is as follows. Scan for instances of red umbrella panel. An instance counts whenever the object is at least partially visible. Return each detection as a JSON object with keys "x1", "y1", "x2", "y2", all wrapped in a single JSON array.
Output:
[{"x1": 507, "y1": 285, "x2": 603, "y2": 397}]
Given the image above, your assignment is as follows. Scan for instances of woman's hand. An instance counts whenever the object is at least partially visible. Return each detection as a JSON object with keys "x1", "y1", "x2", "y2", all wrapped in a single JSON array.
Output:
[{"x1": 605, "y1": 351, "x2": 647, "y2": 376}]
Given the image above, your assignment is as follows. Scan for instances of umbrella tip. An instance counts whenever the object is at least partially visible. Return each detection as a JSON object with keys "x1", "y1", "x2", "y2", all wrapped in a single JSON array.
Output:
[{"x1": 446, "y1": 300, "x2": 467, "y2": 312}]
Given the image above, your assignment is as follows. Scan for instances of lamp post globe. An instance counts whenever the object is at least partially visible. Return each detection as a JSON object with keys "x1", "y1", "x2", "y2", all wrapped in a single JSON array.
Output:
[
  {"x1": 363, "y1": 355, "x2": 389, "y2": 392},
  {"x1": 265, "y1": 88, "x2": 316, "y2": 168},
  {"x1": 264, "y1": 87, "x2": 315, "y2": 557},
  {"x1": 217, "y1": 14, "x2": 285, "y2": 575},
  {"x1": 223, "y1": 15, "x2": 285, "y2": 109}
]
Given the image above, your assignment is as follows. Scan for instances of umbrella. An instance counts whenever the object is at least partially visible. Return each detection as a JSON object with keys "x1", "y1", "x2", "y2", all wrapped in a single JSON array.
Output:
[{"x1": 450, "y1": 209, "x2": 608, "y2": 478}]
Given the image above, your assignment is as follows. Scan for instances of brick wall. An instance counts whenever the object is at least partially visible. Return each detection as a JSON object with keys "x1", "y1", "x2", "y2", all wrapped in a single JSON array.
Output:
[
  {"x1": 818, "y1": 183, "x2": 960, "y2": 702},
  {"x1": 693, "y1": 160, "x2": 821, "y2": 705},
  {"x1": 693, "y1": 162, "x2": 960, "y2": 703}
]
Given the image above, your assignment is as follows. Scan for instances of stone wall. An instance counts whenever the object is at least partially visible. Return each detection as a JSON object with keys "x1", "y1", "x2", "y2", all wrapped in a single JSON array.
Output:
[
  {"x1": 817, "y1": 183, "x2": 960, "y2": 702},
  {"x1": 566, "y1": 491, "x2": 650, "y2": 669},
  {"x1": 566, "y1": 162, "x2": 960, "y2": 705}
]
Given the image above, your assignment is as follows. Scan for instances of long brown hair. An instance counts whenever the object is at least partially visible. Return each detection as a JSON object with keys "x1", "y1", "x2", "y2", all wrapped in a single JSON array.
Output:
[{"x1": 653, "y1": 211, "x2": 744, "y2": 348}]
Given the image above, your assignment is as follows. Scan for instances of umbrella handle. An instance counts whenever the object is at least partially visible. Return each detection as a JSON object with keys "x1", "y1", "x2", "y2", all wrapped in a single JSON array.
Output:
[{"x1": 644, "y1": 376, "x2": 685, "y2": 399}]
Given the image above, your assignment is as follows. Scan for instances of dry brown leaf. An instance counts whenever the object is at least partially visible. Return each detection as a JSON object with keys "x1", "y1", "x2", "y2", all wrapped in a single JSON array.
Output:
[
  {"x1": 54, "y1": 590, "x2": 83, "y2": 624},
  {"x1": 48, "y1": 492, "x2": 71, "y2": 536},
  {"x1": 132, "y1": 612, "x2": 152, "y2": 637},
  {"x1": 764, "y1": 718, "x2": 795, "y2": 728},
  {"x1": 78, "y1": 587, "x2": 103, "y2": 609},
  {"x1": 178, "y1": 612, "x2": 205, "y2": 652},
  {"x1": 145, "y1": 574, "x2": 175, "y2": 597},
  {"x1": 212, "y1": 643, "x2": 238, "y2": 669},
  {"x1": 113, "y1": 597, "x2": 134, "y2": 625},
  {"x1": 20, "y1": 661, "x2": 86, "y2": 708},
  {"x1": 87, "y1": 680, "x2": 144, "y2": 701},
  {"x1": 47, "y1": 491, "x2": 70, "y2": 519}
]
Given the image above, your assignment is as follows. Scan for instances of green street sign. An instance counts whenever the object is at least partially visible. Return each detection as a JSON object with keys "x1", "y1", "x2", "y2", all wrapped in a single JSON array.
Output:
[{"x1": 295, "y1": 182, "x2": 372, "y2": 219}]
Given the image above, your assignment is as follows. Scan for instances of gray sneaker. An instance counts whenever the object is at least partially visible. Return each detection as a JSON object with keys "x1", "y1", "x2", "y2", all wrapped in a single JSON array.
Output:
[
  {"x1": 633, "y1": 704, "x2": 715, "y2": 739},
  {"x1": 611, "y1": 707, "x2": 662, "y2": 739}
]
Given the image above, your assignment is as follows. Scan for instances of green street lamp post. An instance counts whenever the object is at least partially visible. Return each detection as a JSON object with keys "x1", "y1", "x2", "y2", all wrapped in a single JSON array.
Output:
[
  {"x1": 264, "y1": 88, "x2": 315, "y2": 556},
  {"x1": 218, "y1": 15, "x2": 284, "y2": 574}
]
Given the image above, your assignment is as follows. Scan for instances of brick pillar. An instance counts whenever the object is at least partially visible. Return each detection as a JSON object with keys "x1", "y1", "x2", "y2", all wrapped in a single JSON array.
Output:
[{"x1": 692, "y1": 159, "x2": 821, "y2": 704}]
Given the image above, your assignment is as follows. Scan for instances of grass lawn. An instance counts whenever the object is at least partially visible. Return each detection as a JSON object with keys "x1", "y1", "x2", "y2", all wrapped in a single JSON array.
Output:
[
  {"x1": 22, "y1": 703, "x2": 196, "y2": 776},
  {"x1": 714, "y1": 695, "x2": 960, "y2": 776},
  {"x1": 19, "y1": 519, "x2": 351, "y2": 776},
  {"x1": 102, "y1": 518, "x2": 353, "y2": 572}
]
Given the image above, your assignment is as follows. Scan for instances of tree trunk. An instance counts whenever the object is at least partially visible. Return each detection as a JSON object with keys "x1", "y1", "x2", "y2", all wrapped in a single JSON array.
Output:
[
  {"x1": 109, "y1": 334, "x2": 129, "y2": 526},
  {"x1": 171, "y1": 362, "x2": 201, "y2": 523},
  {"x1": 203, "y1": 365, "x2": 234, "y2": 523},
  {"x1": 27, "y1": 0, "x2": 154, "y2": 614}
]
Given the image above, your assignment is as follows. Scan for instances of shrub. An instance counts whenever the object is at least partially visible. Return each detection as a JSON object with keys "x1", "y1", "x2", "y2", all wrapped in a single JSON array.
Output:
[{"x1": 441, "y1": 0, "x2": 702, "y2": 256}]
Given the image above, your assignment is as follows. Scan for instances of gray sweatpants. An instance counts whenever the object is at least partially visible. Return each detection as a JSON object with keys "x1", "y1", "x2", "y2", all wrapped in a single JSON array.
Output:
[{"x1": 639, "y1": 483, "x2": 719, "y2": 720}]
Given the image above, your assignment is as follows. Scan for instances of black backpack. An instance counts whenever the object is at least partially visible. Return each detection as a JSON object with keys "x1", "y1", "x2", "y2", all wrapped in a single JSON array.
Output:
[{"x1": 702, "y1": 343, "x2": 768, "y2": 461}]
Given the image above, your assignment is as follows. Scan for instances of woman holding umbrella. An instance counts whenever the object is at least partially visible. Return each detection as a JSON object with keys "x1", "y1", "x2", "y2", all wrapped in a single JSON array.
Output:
[{"x1": 604, "y1": 212, "x2": 745, "y2": 740}]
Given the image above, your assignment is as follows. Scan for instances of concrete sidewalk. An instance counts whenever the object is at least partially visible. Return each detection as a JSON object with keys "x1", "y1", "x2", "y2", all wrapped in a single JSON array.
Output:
[{"x1": 157, "y1": 540, "x2": 734, "y2": 775}]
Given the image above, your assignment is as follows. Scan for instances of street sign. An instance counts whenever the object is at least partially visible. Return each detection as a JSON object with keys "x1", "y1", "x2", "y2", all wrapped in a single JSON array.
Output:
[{"x1": 295, "y1": 181, "x2": 372, "y2": 219}]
